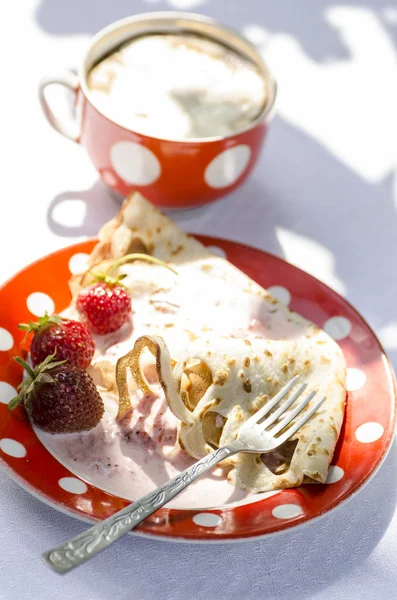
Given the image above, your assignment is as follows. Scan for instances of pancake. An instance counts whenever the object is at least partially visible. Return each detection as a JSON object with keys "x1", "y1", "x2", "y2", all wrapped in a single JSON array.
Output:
[{"x1": 69, "y1": 192, "x2": 346, "y2": 493}]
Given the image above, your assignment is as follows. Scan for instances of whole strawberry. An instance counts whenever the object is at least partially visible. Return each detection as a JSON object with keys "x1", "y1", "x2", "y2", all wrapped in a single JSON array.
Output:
[
  {"x1": 8, "y1": 354, "x2": 104, "y2": 434},
  {"x1": 76, "y1": 274, "x2": 132, "y2": 335},
  {"x1": 75, "y1": 254, "x2": 177, "y2": 335},
  {"x1": 18, "y1": 314, "x2": 95, "y2": 369}
]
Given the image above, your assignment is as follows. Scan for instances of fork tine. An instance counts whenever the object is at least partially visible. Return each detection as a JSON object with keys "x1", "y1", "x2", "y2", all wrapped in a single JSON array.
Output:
[
  {"x1": 260, "y1": 383, "x2": 308, "y2": 430},
  {"x1": 275, "y1": 395, "x2": 326, "y2": 445},
  {"x1": 243, "y1": 375, "x2": 299, "y2": 429},
  {"x1": 269, "y1": 389, "x2": 318, "y2": 437}
]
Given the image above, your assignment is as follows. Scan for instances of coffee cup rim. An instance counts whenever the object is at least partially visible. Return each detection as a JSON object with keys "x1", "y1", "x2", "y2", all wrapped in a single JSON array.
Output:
[{"x1": 78, "y1": 11, "x2": 277, "y2": 144}]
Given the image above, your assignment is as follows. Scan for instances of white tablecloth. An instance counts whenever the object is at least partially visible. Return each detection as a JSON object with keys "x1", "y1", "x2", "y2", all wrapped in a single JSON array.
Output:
[{"x1": 1, "y1": 1, "x2": 397, "y2": 598}]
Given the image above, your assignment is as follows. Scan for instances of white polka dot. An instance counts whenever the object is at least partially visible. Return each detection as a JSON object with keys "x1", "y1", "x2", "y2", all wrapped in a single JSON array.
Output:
[
  {"x1": 26, "y1": 292, "x2": 55, "y2": 317},
  {"x1": 110, "y1": 141, "x2": 161, "y2": 185},
  {"x1": 324, "y1": 316, "x2": 352, "y2": 340},
  {"x1": 192, "y1": 512, "x2": 223, "y2": 527},
  {"x1": 204, "y1": 145, "x2": 251, "y2": 189},
  {"x1": 268, "y1": 286, "x2": 291, "y2": 306},
  {"x1": 346, "y1": 368, "x2": 367, "y2": 392},
  {"x1": 326, "y1": 465, "x2": 344, "y2": 484},
  {"x1": 58, "y1": 477, "x2": 88, "y2": 494},
  {"x1": 272, "y1": 504, "x2": 302, "y2": 519},
  {"x1": 355, "y1": 422, "x2": 384, "y2": 443},
  {"x1": 0, "y1": 382, "x2": 17, "y2": 405},
  {"x1": 207, "y1": 245, "x2": 227, "y2": 258},
  {"x1": 0, "y1": 328, "x2": 13, "y2": 351},
  {"x1": 0, "y1": 438, "x2": 26, "y2": 458},
  {"x1": 68, "y1": 253, "x2": 90, "y2": 275}
]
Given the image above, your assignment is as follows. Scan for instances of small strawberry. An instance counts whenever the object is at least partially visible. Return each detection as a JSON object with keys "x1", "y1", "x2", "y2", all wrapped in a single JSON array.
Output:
[
  {"x1": 8, "y1": 354, "x2": 104, "y2": 434},
  {"x1": 18, "y1": 314, "x2": 95, "y2": 369},
  {"x1": 75, "y1": 253, "x2": 178, "y2": 336},
  {"x1": 76, "y1": 274, "x2": 132, "y2": 335}
]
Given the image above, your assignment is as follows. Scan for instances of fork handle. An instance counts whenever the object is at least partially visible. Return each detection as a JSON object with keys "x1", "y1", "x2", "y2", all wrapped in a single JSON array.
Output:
[{"x1": 43, "y1": 444, "x2": 238, "y2": 574}]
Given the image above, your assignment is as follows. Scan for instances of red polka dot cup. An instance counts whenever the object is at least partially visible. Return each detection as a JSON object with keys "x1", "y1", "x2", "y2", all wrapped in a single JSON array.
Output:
[{"x1": 38, "y1": 12, "x2": 277, "y2": 209}]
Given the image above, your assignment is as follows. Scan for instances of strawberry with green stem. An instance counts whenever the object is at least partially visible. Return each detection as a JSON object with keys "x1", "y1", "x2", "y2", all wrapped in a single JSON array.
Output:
[
  {"x1": 9, "y1": 353, "x2": 104, "y2": 433},
  {"x1": 18, "y1": 314, "x2": 95, "y2": 369},
  {"x1": 76, "y1": 253, "x2": 177, "y2": 335}
]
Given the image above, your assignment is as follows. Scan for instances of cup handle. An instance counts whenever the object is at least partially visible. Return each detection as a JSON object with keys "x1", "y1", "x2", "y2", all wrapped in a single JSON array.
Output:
[{"x1": 38, "y1": 71, "x2": 80, "y2": 143}]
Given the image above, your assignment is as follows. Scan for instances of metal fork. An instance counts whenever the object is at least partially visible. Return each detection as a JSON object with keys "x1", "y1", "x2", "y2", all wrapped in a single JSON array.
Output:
[{"x1": 43, "y1": 376, "x2": 325, "y2": 574}]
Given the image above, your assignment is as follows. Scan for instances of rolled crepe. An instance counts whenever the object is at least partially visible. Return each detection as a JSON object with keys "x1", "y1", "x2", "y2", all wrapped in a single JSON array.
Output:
[
  {"x1": 115, "y1": 331, "x2": 345, "y2": 492},
  {"x1": 69, "y1": 192, "x2": 346, "y2": 493}
]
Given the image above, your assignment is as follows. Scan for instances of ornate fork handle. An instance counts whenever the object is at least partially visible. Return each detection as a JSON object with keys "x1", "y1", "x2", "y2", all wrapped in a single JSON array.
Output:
[{"x1": 43, "y1": 444, "x2": 239, "y2": 574}]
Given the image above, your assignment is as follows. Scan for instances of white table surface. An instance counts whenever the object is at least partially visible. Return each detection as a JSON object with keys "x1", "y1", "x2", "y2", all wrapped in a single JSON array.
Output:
[{"x1": 1, "y1": 1, "x2": 397, "y2": 598}]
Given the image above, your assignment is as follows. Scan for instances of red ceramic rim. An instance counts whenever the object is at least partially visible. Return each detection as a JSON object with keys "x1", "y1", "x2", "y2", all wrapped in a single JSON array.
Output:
[{"x1": 0, "y1": 237, "x2": 395, "y2": 541}]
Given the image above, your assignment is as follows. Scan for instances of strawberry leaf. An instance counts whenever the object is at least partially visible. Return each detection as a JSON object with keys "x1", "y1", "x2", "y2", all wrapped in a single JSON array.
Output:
[
  {"x1": 90, "y1": 271, "x2": 126, "y2": 288},
  {"x1": 17, "y1": 313, "x2": 62, "y2": 339},
  {"x1": 40, "y1": 351, "x2": 58, "y2": 365},
  {"x1": 36, "y1": 373, "x2": 55, "y2": 384},
  {"x1": 14, "y1": 356, "x2": 35, "y2": 379},
  {"x1": 8, "y1": 394, "x2": 23, "y2": 411},
  {"x1": 10, "y1": 352, "x2": 67, "y2": 411},
  {"x1": 40, "y1": 360, "x2": 66, "y2": 372},
  {"x1": 26, "y1": 381, "x2": 37, "y2": 395}
]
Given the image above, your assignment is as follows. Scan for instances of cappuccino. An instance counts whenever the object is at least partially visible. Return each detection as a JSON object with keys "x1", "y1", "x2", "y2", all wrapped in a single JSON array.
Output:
[{"x1": 87, "y1": 33, "x2": 268, "y2": 140}]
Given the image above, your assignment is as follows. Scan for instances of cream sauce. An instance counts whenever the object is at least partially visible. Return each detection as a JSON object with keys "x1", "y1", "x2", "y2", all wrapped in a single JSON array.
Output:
[{"x1": 35, "y1": 392, "x2": 250, "y2": 509}]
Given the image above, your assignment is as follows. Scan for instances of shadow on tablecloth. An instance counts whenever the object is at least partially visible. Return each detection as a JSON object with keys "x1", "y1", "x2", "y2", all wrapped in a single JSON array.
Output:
[
  {"x1": 46, "y1": 180, "x2": 121, "y2": 238},
  {"x1": 33, "y1": 0, "x2": 397, "y2": 56}
]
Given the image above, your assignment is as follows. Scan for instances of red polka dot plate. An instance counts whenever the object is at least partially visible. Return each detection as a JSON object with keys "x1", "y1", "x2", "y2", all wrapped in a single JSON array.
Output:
[{"x1": 0, "y1": 238, "x2": 395, "y2": 541}]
